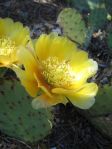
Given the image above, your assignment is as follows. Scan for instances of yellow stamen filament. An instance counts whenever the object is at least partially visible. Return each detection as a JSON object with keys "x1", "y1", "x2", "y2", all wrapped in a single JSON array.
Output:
[
  {"x1": 0, "y1": 37, "x2": 15, "y2": 56},
  {"x1": 41, "y1": 57, "x2": 75, "y2": 88}
]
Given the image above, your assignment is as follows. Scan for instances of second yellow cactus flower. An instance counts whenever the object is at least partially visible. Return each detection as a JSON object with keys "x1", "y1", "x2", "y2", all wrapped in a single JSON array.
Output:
[
  {"x1": 0, "y1": 18, "x2": 31, "y2": 67},
  {"x1": 14, "y1": 34, "x2": 98, "y2": 109}
]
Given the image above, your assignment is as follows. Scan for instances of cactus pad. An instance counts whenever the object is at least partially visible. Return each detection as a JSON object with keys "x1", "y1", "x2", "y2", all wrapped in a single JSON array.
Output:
[
  {"x1": 67, "y1": 0, "x2": 105, "y2": 12},
  {"x1": 105, "y1": 0, "x2": 112, "y2": 15},
  {"x1": 88, "y1": 85, "x2": 112, "y2": 116},
  {"x1": 0, "y1": 79, "x2": 52, "y2": 143},
  {"x1": 88, "y1": 8, "x2": 107, "y2": 30},
  {"x1": 107, "y1": 31, "x2": 112, "y2": 50},
  {"x1": 69, "y1": 0, "x2": 89, "y2": 12},
  {"x1": 86, "y1": 85, "x2": 112, "y2": 139},
  {"x1": 57, "y1": 8, "x2": 87, "y2": 45},
  {"x1": 91, "y1": 114, "x2": 112, "y2": 139}
]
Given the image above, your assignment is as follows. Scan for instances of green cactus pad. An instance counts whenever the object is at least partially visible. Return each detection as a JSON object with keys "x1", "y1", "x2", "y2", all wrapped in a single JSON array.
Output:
[
  {"x1": 88, "y1": 85, "x2": 112, "y2": 116},
  {"x1": 107, "y1": 31, "x2": 112, "y2": 49},
  {"x1": 57, "y1": 8, "x2": 87, "y2": 45},
  {"x1": 67, "y1": 0, "x2": 105, "y2": 12},
  {"x1": 88, "y1": 0, "x2": 105, "y2": 9},
  {"x1": 0, "y1": 79, "x2": 52, "y2": 143},
  {"x1": 69, "y1": 0, "x2": 89, "y2": 12},
  {"x1": 91, "y1": 114, "x2": 112, "y2": 139},
  {"x1": 105, "y1": 0, "x2": 112, "y2": 15},
  {"x1": 86, "y1": 85, "x2": 112, "y2": 139},
  {"x1": 88, "y1": 8, "x2": 107, "y2": 30},
  {"x1": 0, "y1": 67, "x2": 7, "y2": 77}
]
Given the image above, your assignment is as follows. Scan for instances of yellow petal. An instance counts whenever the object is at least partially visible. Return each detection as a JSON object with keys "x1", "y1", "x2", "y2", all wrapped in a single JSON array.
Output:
[
  {"x1": 17, "y1": 46, "x2": 38, "y2": 73},
  {"x1": 73, "y1": 59, "x2": 98, "y2": 80},
  {"x1": 35, "y1": 34, "x2": 79, "y2": 61},
  {"x1": 52, "y1": 83, "x2": 98, "y2": 109},
  {"x1": 32, "y1": 94, "x2": 67, "y2": 109},
  {"x1": 0, "y1": 18, "x2": 14, "y2": 37},
  {"x1": 68, "y1": 83, "x2": 98, "y2": 109},
  {"x1": 13, "y1": 65, "x2": 38, "y2": 97},
  {"x1": 34, "y1": 72, "x2": 53, "y2": 98},
  {"x1": 10, "y1": 23, "x2": 30, "y2": 46},
  {"x1": 15, "y1": 47, "x2": 55, "y2": 98},
  {"x1": 70, "y1": 50, "x2": 88, "y2": 67},
  {"x1": 0, "y1": 55, "x2": 11, "y2": 67},
  {"x1": 0, "y1": 18, "x2": 30, "y2": 46},
  {"x1": 0, "y1": 18, "x2": 31, "y2": 67}
]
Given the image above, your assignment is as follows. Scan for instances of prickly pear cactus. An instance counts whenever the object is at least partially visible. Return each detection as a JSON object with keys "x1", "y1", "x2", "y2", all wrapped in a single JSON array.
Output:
[
  {"x1": 88, "y1": 8, "x2": 107, "y2": 30},
  {"x1": 0, "y1": 67, "x2": 6, "y2": 77},
  {"x1": 91, "y1": 115, "x2": 112, "y2": 139},
  {"x1": 105, "y1": 0, "x2": 112, "y2": 15},
  {"x1": 57, "y1": 8, "x2": 87, "y2": 45},
  {"x1": 87, "y1": 0, "x2": 105, "y2": 9},
  {"x1": 88, "y1": 85, "x2": 112, "y2": 116},
  {"x1": 87, "y1": 85, "x2": 112, "y2": 138},
  {"x1": 0, "y1": 79, "x2": 52, "y2": 143},
  {"x1": 67, "y1": 0, "x2": 105, "y2": 12},
  {"x1": 107, "y1": 31, "x2": 112, "y2": 50},
  {"x1": 68, "y1": 0, "x2": 89, "y2": 12}
]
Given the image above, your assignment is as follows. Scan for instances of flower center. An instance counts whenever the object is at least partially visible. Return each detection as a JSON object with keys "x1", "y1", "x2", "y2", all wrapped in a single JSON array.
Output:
[
  {"x1": 0, "y1": 37, "x2": 15, "y2": 56},
  {"x1": 41, "y1": 57, "x2": 75, "y2": 88}
]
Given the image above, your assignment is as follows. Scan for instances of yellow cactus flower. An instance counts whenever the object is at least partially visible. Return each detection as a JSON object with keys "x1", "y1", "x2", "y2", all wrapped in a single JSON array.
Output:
[
  {"x1": 14, "y1": 34, "x2": 98, "y2": 109},
  {"x1": 0, "y1": 18, "x2": 31, "y2": 67}
]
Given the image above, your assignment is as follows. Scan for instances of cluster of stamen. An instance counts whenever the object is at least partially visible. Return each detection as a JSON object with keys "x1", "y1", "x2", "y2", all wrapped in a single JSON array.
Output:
[
  {"x1": 41, "y1": 57, "x2": 75, "y2": 88},
  {"x1": 0, "y1": 37, "x2": 15, "y2": 56}
]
